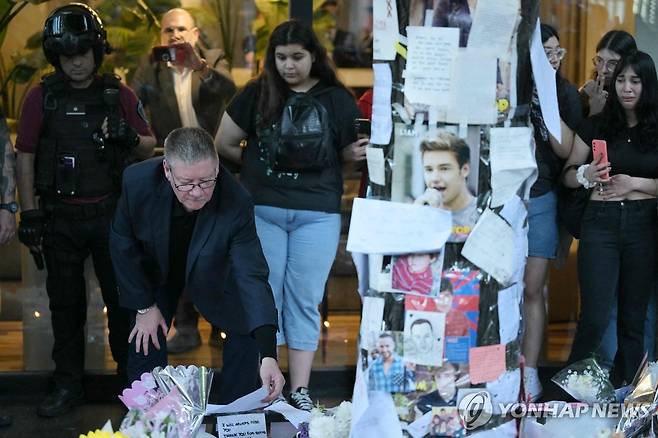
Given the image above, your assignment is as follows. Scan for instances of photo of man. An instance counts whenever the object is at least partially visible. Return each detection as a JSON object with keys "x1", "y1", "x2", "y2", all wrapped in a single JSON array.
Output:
[
  {"x1": 404, "y1": 310, "x2": 445, "y2": 366},
  {"x1": 368, "y1": 332, "x2": 415, "y2": 393},
  {"x1": 415, "y1": 363, "x2": 470, "y2": 415},
  {"x1": 414, "y1": 133, "x2": 480, "y2": 242},
  {"x1": 390, "y1": 250, "x2": 444, "y2": 296}
]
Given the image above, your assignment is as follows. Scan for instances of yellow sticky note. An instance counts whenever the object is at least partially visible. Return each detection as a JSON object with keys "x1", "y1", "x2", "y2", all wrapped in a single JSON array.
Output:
[{"x1": 394, "y1": 42, "x2": 407, "y2": 59}]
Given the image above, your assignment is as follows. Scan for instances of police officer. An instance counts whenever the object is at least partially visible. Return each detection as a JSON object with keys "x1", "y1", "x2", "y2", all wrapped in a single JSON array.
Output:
[{"x1": 15, "y1": 3, "x2": 156, "y2": 417}]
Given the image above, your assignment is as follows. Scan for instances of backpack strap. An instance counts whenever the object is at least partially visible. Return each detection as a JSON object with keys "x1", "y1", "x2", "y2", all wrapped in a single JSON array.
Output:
[{"x1": 40, "y1": 72, "x2": 68, "y2": 135}]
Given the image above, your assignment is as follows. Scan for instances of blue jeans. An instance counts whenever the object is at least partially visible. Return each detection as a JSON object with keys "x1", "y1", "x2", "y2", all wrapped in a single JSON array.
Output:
[
  {"x1": 597, "y1": 293, "x2": 657, "y2": 369},
  {"x1": 254, "y1": 205, "x2": 341, "y2": 351}
]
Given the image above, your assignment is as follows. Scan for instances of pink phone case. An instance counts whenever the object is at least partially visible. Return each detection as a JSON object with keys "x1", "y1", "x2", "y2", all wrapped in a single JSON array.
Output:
[{"x1": 592, "y1": 139, "x2": 609, "y2": 180}]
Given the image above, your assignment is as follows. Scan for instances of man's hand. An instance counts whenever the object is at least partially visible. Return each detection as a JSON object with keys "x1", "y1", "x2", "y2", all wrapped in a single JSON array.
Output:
[
  {"x1": 0, "y1": 210, "x2": 16, "y2": 246},
  {"x1": 172, "y1": 42, "x2": 205, "y2": 71},
  {"x1": 128, "y1": 305, "x2": 168, "y2": 356},
  {"x1": 414, "y1": 187, "x2": 443, "y2": 208},
  {"x1": 259, "y1": 357, "x2": 285, "y2": 403},
  {"x1": 18, "y1": 209, "x2": 44, "y2": 249},
  {"x1": 102, "y1": 117, "x2": 140, "y2": 149}
]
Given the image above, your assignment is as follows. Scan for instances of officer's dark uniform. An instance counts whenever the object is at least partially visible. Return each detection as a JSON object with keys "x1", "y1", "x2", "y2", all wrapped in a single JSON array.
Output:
[{"x1": 15, "y1": 3, "x2": 153, "y2": 417}]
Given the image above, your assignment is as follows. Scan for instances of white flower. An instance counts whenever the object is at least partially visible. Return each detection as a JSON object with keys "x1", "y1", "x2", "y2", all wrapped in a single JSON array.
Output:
[
  {"x1": 334, "y1": 401, "x2": 352, "y2": 437},
  {"x1": 309, "y1": 416, "x2": 337, "y2": 438}
]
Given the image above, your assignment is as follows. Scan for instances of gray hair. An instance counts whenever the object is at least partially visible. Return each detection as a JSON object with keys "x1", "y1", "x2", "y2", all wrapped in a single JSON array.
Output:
[{"x1": 164, "y1": 127, "x2": 217, "y2": 165}]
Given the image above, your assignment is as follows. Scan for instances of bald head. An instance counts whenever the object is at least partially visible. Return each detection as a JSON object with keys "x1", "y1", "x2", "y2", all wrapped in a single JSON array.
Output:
[{"x1": 160, "y1": 8, "x2": 199, "y2": 46}]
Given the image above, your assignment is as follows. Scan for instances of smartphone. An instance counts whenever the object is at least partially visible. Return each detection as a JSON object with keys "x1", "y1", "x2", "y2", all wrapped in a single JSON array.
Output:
[
  {"x1": 152, "y1": 44, "x2": 188, "y2": 65},
  {"x1": 355, "y1": 118, "x2": 371, "y2": 139},
  {"x1": 592, "y1": 139, "x2": 609, "y2": 180}
]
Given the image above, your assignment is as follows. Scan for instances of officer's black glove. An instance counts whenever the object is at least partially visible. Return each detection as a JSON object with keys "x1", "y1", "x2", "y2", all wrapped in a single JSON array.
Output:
[
  {"x1": 108, "y1": 117, "x2": 140, "y2": 149},
  {"x1": 18, "y1": 209, "x2": 44, "y2": 248}
]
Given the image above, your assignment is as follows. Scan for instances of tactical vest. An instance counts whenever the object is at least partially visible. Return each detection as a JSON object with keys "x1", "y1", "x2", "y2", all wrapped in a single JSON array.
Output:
[{"x1": 34, "y1": 73, "x2": 127, "y2": 198}]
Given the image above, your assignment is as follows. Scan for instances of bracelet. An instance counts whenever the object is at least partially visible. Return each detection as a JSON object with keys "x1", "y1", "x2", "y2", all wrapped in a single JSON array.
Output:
[{"x1": 576, "y1": 164, "x2": 595, "y2": 189}]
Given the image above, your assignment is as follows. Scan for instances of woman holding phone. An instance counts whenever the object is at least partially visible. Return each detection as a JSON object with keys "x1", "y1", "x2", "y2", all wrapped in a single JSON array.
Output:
[
  {"x1": 215, "y1": 20, "x2": 367, "y2": 410},
  {"x1": 563, "y1": 51, "x2": 658, "y2": 386}
]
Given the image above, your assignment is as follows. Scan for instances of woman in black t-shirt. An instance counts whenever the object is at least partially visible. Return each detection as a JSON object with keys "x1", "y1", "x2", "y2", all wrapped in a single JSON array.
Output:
[
  {"x1": 562, "y1": 51, "x2": 658, "y2": 386},
  {"x1": 215, "y1": 20, "x2": 367, "y2": 410}
]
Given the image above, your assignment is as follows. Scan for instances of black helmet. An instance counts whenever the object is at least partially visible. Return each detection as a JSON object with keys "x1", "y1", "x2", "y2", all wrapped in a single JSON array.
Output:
[{"x1": 42, "y1": 3, "x2": 110, "y2": 70}]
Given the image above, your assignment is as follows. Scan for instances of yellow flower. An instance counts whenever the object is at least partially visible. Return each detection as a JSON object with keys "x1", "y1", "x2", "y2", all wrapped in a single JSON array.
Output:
[{"x1": 79, "y1": 431, "x2": 128, "y2": 438}]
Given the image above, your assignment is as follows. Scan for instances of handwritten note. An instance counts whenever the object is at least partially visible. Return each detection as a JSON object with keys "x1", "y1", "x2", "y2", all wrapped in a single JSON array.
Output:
[
  {"x1": 366, "y1": 147, "x2": 386, "y2": 186},
  {"x1": 498, "y1": 284, "x2": 522, "y2": 345},
  {"x1": 373, "y1": 0, "x2": 398, "y2": 60},
  {"x1": 489, "y1": 127, "x2": 536, "y2": 208},
  {"x1": 467, "y1": 0, "x2": 520, "y2": 53},
  {"x1": 462, "y1": 209, "x2": 515, "y2": 286},
  {"x1": 446, "y1": 49, "x2": 497, "y2": 124},
  {"x1": 372, "y1": 63, "x2": 393, "y2": 145},
  {"x1": 217, "y1": 413, "x2": 267, "y2": 438},
  {"x1": 347, "y1": 198, "x2": 452, "y2": 255},
  {"x1": 469, "y1": 344, "x2": 506, "y2": 384},
  {"x1": 404, "y1": 26, "x2": 459, "y2": 105},
  {"x1": 264, "y1": 401, "x2": 311, "y2": 428},
  {"x1": 360, "y1": 297, "x2": 386, "y2": 352},
  {"x1": 530, "y1": 18, "x2": 561, "y2": 141}
]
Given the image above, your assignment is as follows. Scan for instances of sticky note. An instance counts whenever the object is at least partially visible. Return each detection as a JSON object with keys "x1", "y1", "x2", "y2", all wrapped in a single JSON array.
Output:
[{"x1": 468, "y1": 344, "x2": 506, "y2": 384}]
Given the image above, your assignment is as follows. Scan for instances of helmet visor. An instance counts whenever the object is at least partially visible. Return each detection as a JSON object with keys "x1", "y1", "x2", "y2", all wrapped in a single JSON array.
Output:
[{"x1": 45, "y1": 12, "x2": 96, "y2": 36}]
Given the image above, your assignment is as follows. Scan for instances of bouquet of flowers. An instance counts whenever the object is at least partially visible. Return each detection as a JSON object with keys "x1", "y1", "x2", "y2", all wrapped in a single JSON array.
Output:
[
  {"x1": 296, "y1": 401, "x2": 352, "y2": 438},
  {"x1": 118, "y1": 365, "x2": 213, "y2": 438},
  {"x1": 552, "y1": 358, "x2": 615, "y2": 404}
]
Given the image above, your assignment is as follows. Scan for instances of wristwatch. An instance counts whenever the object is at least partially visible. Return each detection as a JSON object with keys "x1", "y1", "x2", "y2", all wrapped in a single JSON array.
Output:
[
  {"x1": 137, "y1": 305, "x2": 154, "y2": 315},
  {"x1": 0, "y1": 202, "x2": 18, "y2": 214}
]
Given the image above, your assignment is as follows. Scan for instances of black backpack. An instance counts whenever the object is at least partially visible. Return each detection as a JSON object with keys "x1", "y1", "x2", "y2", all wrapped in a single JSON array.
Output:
[{"x1": 267, "y1": 88, "x2": 335, "y2": 172}]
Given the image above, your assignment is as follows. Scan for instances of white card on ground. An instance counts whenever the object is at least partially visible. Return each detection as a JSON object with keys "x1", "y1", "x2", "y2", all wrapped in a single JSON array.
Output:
[
  {"x1": 350, "y1": 391, "x2": 403, "y2": 438},
  {"x1": 446, "y1": 49, "x2": 497, "y2": 124},
  {"x1": 372, "y1": 63, "x2": 393, "y2": 145},
  {"x1": 347, "y1": 198, "x2": 452, "y2": 255},
  {"x1": 206, "y1": 387, "x2": 268, "y2": 415},
  {"x1": 373, "y1": 0, "x2": 398, "y2": 60},
  {"x1": 366, "y1": 147, "x2": 386, "y2": 185},
  {"x1": 264, "y1": 401, "x2": 310, "y2": 429},
  {"x1": 467, "y1": 0, "x2": 520, "y2": 53},
  {"x1": 530, "y1": 18, "x2": 561, "y2": 141},
  {"x1": 498, "y1": 283, "x2": 522, "y2": 344},
  {"x1": 404, "y1": 26, "x2": 459, "y2": 105},
  {"x1": 490, "y1": 127, "x2": 536, "y2": 208},
  {"x1": 462, "y1": 209, "x2": 515, "y2": 286},
  {"x1": 217, "y1": 412, "x2": 267, "y2": 438}
]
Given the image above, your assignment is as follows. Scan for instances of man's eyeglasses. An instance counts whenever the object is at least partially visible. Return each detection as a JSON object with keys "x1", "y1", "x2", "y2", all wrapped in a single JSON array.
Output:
[
  {"x1": 167, "y1": 165, "x2": 218, "y2": 192},
  {"x1": 544, "y1": 47, "x2": 566, "y2": 61},
  {"x1": 593, "y1": 56, "x2": 619, "y2": 71}
]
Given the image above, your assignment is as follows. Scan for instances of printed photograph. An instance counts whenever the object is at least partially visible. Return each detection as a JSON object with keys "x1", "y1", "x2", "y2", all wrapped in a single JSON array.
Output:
[
  {"x1": 403, "y1": 310, "x2": 446, "y2": 366},
  {"x1": 368, "y1": 331, "x2": 416, "y2": 393}
]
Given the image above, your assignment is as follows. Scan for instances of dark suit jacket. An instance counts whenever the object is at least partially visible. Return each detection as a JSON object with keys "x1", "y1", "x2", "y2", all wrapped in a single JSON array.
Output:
[
  {"x1": 131, "y1": 47, "x2": 237, "y2": 146},
  {"x1": 109, "y1": 157, "x2": 276, "y2": 335}
]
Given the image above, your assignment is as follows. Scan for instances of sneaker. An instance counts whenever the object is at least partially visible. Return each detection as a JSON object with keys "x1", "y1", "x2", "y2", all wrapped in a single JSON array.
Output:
[
  {"x1": 167, "y1": 331, "x2": 201, "y2": 354},
  {"x1": 524, "y1": 367, "x2": 543, "y2": 402},
  {"x1": 288, "y1": 387, "x2": 314, "y2": 411}
]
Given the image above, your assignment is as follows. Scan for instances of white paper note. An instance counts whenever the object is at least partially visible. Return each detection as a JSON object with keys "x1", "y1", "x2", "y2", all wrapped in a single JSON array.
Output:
[
  {"x1": 498, "y1": 283, "x2": 522, "y2": 344},
  {"x1": 462, "y1": 209, "x2": 515, "y2": 286},
  {"x1": 360, "y1": 297, "x2": 386, "y2": 352},
  {"x1": 264, "y1": 401, "x2": 311, "y2": 429},
  {"x1": 404, "y1": 411, "x2": 432, "y2": 438},
  {"x1": 446, "y1": 48, "x2": 498, "y2": 124},
  {"x1": 404, "y1": 26, "x2": 459, "y2": 105},
  {"x1": 346, "y1": 198, "x2": 452, "y2": 255},
  {"x1": 217, "y1": 412, "x2": 267, "y2": 438},
  {"x1": 530, "y1": 18, "x2": 561, "y2": 141},
  {"x1": 489, "y1": 127, "x2": 536, "y2": 208},
  {"x1": 372, "y1": 63, "x2": 393, "y2": 145},
  {"x1": 485, "y1": 369, "x2": 521, "y2": 408},
  {"x1": 206, "y1": 387, "x2": 269, "y2": 415},
  {"x1": 350, "y1": 391, "x2": 403, "y2": 438},
  {"x1": 467, "y1": 0, "x2": 520, "y2": 52},
  {"x1": 366, "y1": 147, "x2": 386, "y2": 185},
  {"x1": 350, "y1": 361, "x2": 370, "y2": 437},
  {"x1": 373, "y1": 0, "x2": 398, "y2": 61}
]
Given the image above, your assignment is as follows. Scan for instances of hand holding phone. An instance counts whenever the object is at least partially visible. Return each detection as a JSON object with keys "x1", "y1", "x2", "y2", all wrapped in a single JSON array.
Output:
[
  {"x1": 355, "y1": 118, "x2": 371, "y2": 140},
  {"x1": 592, "y1": 139, "x2": 610, "y2": 181},
  {"x1": 151, "y1": 43, "x2": 202, "y2": 69}
]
